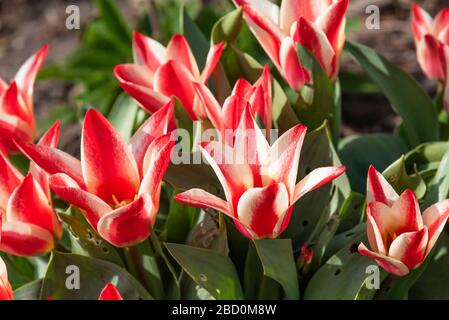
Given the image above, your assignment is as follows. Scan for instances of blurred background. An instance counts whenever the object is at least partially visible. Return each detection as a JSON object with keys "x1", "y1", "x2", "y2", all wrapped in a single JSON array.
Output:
[{"x1": 0, "y1": 0, "x2": 447, "y2": 149}]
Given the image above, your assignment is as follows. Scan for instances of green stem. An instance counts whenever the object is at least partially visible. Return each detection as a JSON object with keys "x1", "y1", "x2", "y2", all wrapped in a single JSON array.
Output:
[{"x1": 126, "y1": 246, "x2": 147, "y2": 288}]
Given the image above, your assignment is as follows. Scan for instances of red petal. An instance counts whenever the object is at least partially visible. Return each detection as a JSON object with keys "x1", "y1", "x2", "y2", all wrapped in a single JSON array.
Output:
[
  {"x1": 98, "y1": 283, "x2": 123, "y2": 300},
  {"x1": 6, "y1": 174, "x2": 60, "y2": 237},
  {"x1": 153, "y1": 61, "x2": 197, "y2": 119},
  {"x1": 0, "y1": 258, "x2": 13, "y2": 300},
  {"x1": 117, "y1": 81, "x2": 170, "y2": 114},
  {"x1": 236, "y1": 183, "x2": 290, "y2": 239},
  {"x1": 1, "y1": 81, "x2": 33, "y2": 124},
  {"x1": 82, "y1": 109, "x2": 140, "y2": 204},
  {"x1": 200, "y1": 42, "x2": 225, "y2": 83},
  {"x1": 130, "y1": 99, "x2": 174, "y2": 177},
  {"x1": 422, "y1": 198, "x2": 449, "y2": 255},
  {"x1": 49, "y1": 173, "x2": 111, "y2": 229},
  {"x1": 280, "y1": 0, "x2": 331, "y2": 29},
  {"x1": 194, "y1": 82, "x2": 224, "y2": 134},
  {"x1": 315, "y1": 0, "x2": 348, "y2": 53},
  {"x1": 0, "y1": 151, "x2": 23, "y2": 213},
  {"x1": 261, "y1": 124, "x2": 307, "y2": 198},
  {"x1": 411, "y1": 4, "x2": 432, "y2": 41},
  {"x1": 432, "y1": 8, "x2": 449, "y2": 36},
  {"x1": 366, "y1": 165, "x2": 398, "y2": 205},
  {"x1": 417, "y1": 35, "x2": 446, "y2": 80},
  {"x1": 279, "y1": 37, "x2": 309, "y2": 90},
  {"x1": 97, "y1": 195, "x2": 153, "y2": 247},
  {"x1": 389, "y1": 228, "x2": 428, "y2": 270},
  {"x1": 358, "y1": 243, "x2": 409, "y2": 276},
  {"x1": 132, "y1": 31, "x2": 165, "y2": 71},
  {"x1": 114, "y1": 64, "x2": 153, "y2": 89},
  {"x1": 166, "y1": 34, "x2": 200, "y2": 79},
  {"x1": 0, "y1": 221, "x2": 54, "y2": 256},
  {"x1": 174, "y1": 188, "x2": 230, "y2": 215}
]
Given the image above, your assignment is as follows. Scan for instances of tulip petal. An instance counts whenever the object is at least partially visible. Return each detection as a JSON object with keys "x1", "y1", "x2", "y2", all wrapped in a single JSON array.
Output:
[
  {"x1": 293, "y1": 166, "x2": 346, "y2": 203},
  {"x1": 132, "y1": 31, "x2": 166, "y2": 71},
  {"x1": 279, "y1": 37, "x2": 309, "y2": 90},
  {"x1": 0, "y1": 221, "x2": 54, "y2": 256},
  {"x1": 200, "y1": 42, "x2": 225, "y2": 83},
  {"x1": 232, "y1": 78, "x2": 255, "y2": 99},
  {"x1": 366, "y1": 208, "x2": 387, "y2": 255},
  {"x1": 140, "y1": 133, "x2": 175, "y2": 205},
  {"x1": 294, "y1": 18, "x2": 335, "y2": 76},
  {"x1": 166, "y1": 34, "x2": 200, "y2": 79},
  {"x1": 261, "y1": 124, "x2": 307, "y2": 198},
  {"x1": 117, "y1": 81, "x2": 170, "y2": 114},
  {"x1": 194, "y1": 82, "x2": 224, "y2": 134},
  {"x1": 366, "y1": 165, "x2": 398, "y2": 205},
  {"x1": 14, "y1": 44, "x2": 48, "y2": 100},
  {"x1": 7, "y1": 174, "x2": 60, "y2": 237},
  {"x1": 222, "y1": 95, "x2": 249, "y2": 132},
  {"x1": 417, "y1": 35, "x2": 446, "y2": 81},
  {"x1": 389, "y1": 228, "x2": 428, "y2": 270},
  {"x1": 0, "y1": 150, "x2": 23, "y2": 213},
  {"x1": 237, "y1": 183, "x2": 289, "y2": 239},
  {"x1": 358, "y1": 243, "x2": 409, "y2": 276},
  {"x1": 235, "y1": 0, "x2": 280, "y2": 25},
  {"x1": 1, "y1": 81, "x2": 32, "y2": 123},
  {"x1": 0, "y1": 257, "x2": 13, "y2": 300},
  {"x1": 153, "y1": 61, "x2": 197, "y2": 119},
  {"x1": 99, "y1": 283, "x2": 123, "y2": 300},
  {"x1": 174, "y1": 188, "x2": 231, "y2": 215},
  {"x1": 314, "y1": 0, "x2": 348, "y2": 52},
  {"x1": 130, "y1": 100, "x2": 174, "y2": 177},
  {"x1": 82, "y1": 109, "x2": 140, "y2": 204},
  {"x1": 15, "y1": 140, "x2": 85, "y2": 189},
  {"x1": 0, "y1": 114, "x2": 35, "y2": 152},
  {"x1": 280, "y1": 0, "x2": 330, "y2": 28},
  {"x1": 49, "y1": 173, "x2": 111, "y2": 228},
  {"x1": 432, "y1": 8, "x2": 449, "y2": 36},
  {"x1": 422, "y1": 198, "x2": 449, "y2": 255},
  {"x1": 97, "y1": 195, "x2": 153, "y2": 247},
  {"x1": 114, "y1": 64, "x2": 153, "y2": 88}
]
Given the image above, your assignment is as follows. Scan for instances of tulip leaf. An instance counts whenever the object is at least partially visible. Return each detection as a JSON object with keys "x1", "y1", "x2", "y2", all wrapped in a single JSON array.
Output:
[
  {"x1": 338, "y1": 133, "x2": 408, "y2": 193},
  {"x1": 180, "y1": 6, "x2": 209, "y2": 70},
  {"x1": 345, "y1": 41, "x2": 439, "y2": 146},
  {"x1": 211, "y1": 8, "x2": 243, "y2": 44},
  {"x1": 13, "y1": 279, "x2": 43, "y2": 300},
  {"x1": 165, "y1": 243, "x2": 245, "y2": 300},
  {"x1": 59, "y1": 209, "x2": 125, "y2": 267},
  {"x1": 108, "y1": 92, "x2": 139, "y2": 141},
  {"x1": 337, "y1": 192, "x2": 366, "y2": 234},
  {"x1": 383, "y1": 156, "x2": 426, "y2": 199},
  {"x1": 422, "y1": 150, "x2": 449, "y2": 208},
  {"x1": 253, "y1": 239, "x2": 299, "y2": 300},
  {"x1": 40, "y1": 252, "x2": 153, "y2": 300},
  {"x1": 304, "y1": 233, "x2": 382, "y2": 300}
]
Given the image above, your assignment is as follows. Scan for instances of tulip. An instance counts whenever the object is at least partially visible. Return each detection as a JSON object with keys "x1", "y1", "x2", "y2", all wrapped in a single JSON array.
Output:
[
  {"x1": 175, "y1": 104, "x2": 345, "y2": 239},
  {"x1": 0, "y1": 220, "x2": 13, "y2": 300},
  {"x1": 444, "y1": 45, "x2": 449, "y2": 112},
  {"x1": 98, "y1": 283, "x2": 123, "y2": 300},
  {"x1": 114, "y1": 32, "x2": 224, "y2": 121},
  {"x1": 16, "y1": 101, "x2": 175, "y2": 247},
  {"x1": 234, "y1": 0, "x2": 348, "y2": 86},
  {"x1": 411, "y1": 4, "x2": 449, "y2": 81},
  {"x1": 194, "y1": 65, "x2": 272, "y2": 140},
  {"x1": 0, "y1": 45, "x2": 48, "y2": 152},
  {"x1": 358, "y1": 166, "x2": 449, "y2": 276},
  {"x1": 0, "y1": 122, "x2": 62, "y2": 256}
]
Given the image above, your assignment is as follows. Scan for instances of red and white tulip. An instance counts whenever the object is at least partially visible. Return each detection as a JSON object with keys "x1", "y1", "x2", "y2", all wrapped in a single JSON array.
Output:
[
  {"x1": 194, "y1": 65, "x2": 272, "y2": 140},
  {"x1": 175, "y1": 104, "x2": 345, "y2": 239},
  {"x1": 114, "y1": 32, "x2": 224, "y2": 121},
  {"x1": 358, "y1": 166, "x2": 449, "y2": 276},
  {"x1": 0, "y1": 122, "x2": 62, "y2": 256},
  {"x1": 234, "y1": 0, "x2": 348, "y2": 86},
  {"x1": 16, "y1": 101, "x2": 175, "y2": 247},
  {"x1": 0, "y1": 256, "x2": 13, "y2": 300},
  {"x1": 0, "y1": 45, "x2": 48, "y2": 152}
]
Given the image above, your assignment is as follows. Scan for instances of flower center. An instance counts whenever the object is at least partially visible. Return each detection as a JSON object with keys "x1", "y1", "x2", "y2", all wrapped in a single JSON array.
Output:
[{"x1": 111, "y1": 194, "x2": 137, "y2": 209}]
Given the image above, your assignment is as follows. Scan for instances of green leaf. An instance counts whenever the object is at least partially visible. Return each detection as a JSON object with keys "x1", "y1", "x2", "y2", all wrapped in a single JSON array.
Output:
[
  {"x1": 108, "y1": 92, "x2": 139, "y2": 141},
  {"x1": 304, "y1": 233, "x2": 378, "y2": 300},
  {"x1": 59, "y1": 209, "x2": 124, "y2": 267},
  {"x1": 253, "y1": 239, "x2": 299, "y2": 300},
  {"x1": 37, "y1": 105, "x2": 77, "y2": 136},
  {"x1": 383, "y1": 156, "x2": 426, "y2": 199},
  {"x1": 41, "y1": 252, "x2": 152, "y2": 300},
  {"x1": 337, "y1": 192, "x2": 366, "y2": 233},
  {"x1": 180, "y1": 6, "x2": 209, "y2": 70},
  {"x1": 13, "y1": 279, "x2": 43, "y2": 300},
  {"x1": 211, "y1": 8, "x2": 243, "y2": 44},
  {"x1": 345, "y1": 41, "x2": 439, "y2": 146},
  {"x1": 422, "y1": 150, "x2": 449, "y2": 208},
  {"x1": 338, "y1": 133, "x2": 408, "y2": 193},
  {"x1": 165, "y1": 243, "x2": 245, "y2": 300}
]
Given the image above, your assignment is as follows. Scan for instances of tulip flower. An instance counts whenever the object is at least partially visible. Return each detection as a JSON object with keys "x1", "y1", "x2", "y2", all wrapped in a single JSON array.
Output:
[
  {"x1": 411, "y1": 4, "x2": 449, "y2": 81},
  {"x1": 98, "y1": 283, "x2": 123, "y2": 300},
  {"x1": 0, "y1": 122, "x2": 62, "y2": 256},
  {"x1": 194, "y1": 65, "x2": 272, "y2": 140},
  {"x1": 0, "y1": 256, "x2": 13, "y2": 300},
  {"x1": 0, "y1": 45, "x2": 48, "y2": 152},
  {"x1": 234, "y1": 0, "x2": 348, "y2": 86},
  {"x1": 358, "y1": 166, "x2": 449, "y2": 276},
  {"x1": 175, "y1": 104, "x2": 345, "y2": 239},
  {"x1": 16, "y1": 101, "x2": 175, "y2": 247},
  {"x1": 114, "y1": 32, "x2": 224, "y2": 121}
]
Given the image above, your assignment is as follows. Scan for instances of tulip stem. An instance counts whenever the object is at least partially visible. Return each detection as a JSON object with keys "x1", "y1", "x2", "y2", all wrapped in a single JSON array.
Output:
[{"x1": 126, "y1": 246, "x2": 147, "y2": 288}]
